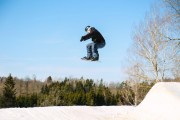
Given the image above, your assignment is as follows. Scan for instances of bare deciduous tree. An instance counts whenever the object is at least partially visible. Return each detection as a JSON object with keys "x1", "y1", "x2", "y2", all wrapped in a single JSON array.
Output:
[
  {"x1": 126, "y1": 63, "x2": 143, "y2": 106},
  {"x1": 162, "y1": 0, "x2": 180, "y2": 41},
  {"x1": 127, "y1": 5, "x2": 179, "y2": 83},
  {"x1": 162, "y1": 0, "x2": 180, "y2": 79},
  {"x1": 132, "y1": 13, "x2": 165, "y2": 82}
]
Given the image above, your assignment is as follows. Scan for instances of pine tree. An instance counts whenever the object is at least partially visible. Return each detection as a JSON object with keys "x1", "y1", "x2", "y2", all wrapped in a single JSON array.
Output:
[
  {"x1": 46, "y1": 76, "x2": 52, "y2": 84},
  {"x1": 96, "y1": 80, "x2": 105, "y2": 105},
  {"x1": 2, "y1": 74, "x2": 16, "y2": 108},
  {"x1": 104, "y1": 87, "x2": 112, "y2": 105},
  {"x1": 86, "y1": 88, "x2": 95, "y2": 105}
]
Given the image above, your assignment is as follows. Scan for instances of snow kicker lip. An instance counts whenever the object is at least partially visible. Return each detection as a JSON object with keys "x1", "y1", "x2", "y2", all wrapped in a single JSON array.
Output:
[{"x1": 132, "y1": 82, "x2": 180, "y2": 120}]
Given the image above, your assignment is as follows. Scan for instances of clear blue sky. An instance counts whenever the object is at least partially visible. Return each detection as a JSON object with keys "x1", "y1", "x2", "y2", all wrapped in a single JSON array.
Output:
[{"x1": 0, "y1": 0, "x2": 154, "y2": 83}]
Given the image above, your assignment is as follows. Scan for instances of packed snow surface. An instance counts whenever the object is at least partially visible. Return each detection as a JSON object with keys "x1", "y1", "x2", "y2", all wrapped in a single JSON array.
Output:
[
  {"x1": 0, "y1": 106, "x2": 134, "y2": 120},
  {"x1": 131, "y1": 82, "x2": 180, "y2": 120},
  {"x1": 0, "y1": 82, "x2": 180, "y2": 120}
]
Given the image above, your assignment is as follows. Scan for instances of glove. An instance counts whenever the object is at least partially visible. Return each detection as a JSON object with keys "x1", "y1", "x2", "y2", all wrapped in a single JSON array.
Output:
[{"x1": 80, "y1": 36, "x2": 84, "y2": 42}]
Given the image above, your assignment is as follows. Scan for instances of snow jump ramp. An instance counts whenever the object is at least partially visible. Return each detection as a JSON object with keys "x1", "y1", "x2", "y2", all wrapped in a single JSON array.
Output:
[{"x1": 131, "y1": 82, "x2": 180, "y2": 120}]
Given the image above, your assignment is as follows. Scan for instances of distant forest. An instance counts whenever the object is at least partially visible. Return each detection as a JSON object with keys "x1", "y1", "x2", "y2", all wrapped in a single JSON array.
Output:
[{"x1": 0, "y1": 74, "x2": 179, "y2": 108}]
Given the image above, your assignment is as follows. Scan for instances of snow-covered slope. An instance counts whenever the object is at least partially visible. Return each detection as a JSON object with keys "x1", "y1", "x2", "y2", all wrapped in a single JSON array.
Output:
[
  {"x1": 0, "y1": 82, "x2": 180, "y2": 120},
  {"x1": 132, "y1": 82, "x2": 180, "y2": 120}
]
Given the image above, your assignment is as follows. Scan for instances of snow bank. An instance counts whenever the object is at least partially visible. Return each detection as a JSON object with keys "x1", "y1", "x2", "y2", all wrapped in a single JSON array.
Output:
[{"x1": 131, "y1": 82, "x2": 180, "y2": 120}]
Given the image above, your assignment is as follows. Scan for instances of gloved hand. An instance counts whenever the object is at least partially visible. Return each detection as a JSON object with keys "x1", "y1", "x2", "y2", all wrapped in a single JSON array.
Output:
[{"x1": 80, "y1": 36, "x2": 84, "y2": 42}]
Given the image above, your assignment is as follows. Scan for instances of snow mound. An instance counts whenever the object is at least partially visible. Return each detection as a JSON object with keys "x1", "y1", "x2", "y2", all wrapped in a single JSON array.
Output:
[{"x1": 132, "y1": 82, "x2": 180, "y2": 120}]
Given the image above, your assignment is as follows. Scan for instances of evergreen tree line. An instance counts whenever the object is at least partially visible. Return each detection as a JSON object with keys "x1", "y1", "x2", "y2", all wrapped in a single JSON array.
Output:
[
  {"x1": 0, "y1": 75, "x2": 119, "y2": 107},
  {"x1": 0, "y1": 74, "x2": 179, "y2": 108},
  {"x1": 38, "y1": 78, "x2": 118, "y2": 106}
]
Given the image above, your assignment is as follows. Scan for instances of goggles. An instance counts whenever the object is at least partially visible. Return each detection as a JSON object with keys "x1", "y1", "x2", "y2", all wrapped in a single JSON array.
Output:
[{"x1": 86, "y1": 27, "x2": 91, "y2": 33}]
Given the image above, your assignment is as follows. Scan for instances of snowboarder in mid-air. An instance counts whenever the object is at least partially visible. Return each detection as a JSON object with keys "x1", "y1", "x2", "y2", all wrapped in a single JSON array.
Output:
[{"x1": 80, "y1": 26, "x2": 106, "y2": 61}]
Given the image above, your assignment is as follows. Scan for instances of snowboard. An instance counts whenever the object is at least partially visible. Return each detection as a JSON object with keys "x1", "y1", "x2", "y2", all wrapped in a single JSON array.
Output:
[{"x1": 81, "y1": 58, "x2": 100, "y2": 62}]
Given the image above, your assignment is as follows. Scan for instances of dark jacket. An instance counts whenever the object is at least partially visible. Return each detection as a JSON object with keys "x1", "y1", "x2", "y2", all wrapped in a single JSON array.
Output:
[{"x1": 82, "y1": 27, "x2": 105, "y2": 43}]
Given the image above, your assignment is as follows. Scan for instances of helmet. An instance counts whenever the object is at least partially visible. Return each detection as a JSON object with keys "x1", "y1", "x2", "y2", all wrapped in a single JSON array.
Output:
[{"x1": 85, "y1": 26, "x2": 91, "y2": 32}]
